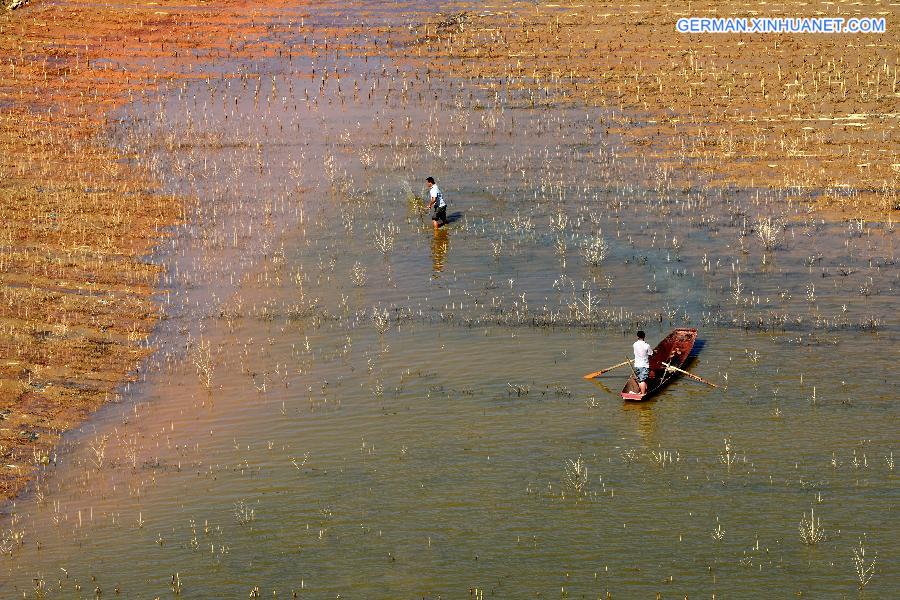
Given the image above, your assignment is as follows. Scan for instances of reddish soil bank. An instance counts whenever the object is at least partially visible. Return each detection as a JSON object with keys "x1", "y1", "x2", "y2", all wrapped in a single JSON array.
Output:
[{"x1": 0, "y1": 0, "x2": 364, "y2": 504}]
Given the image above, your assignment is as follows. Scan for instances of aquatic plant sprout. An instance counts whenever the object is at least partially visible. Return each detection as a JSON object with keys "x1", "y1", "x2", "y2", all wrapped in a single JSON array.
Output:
[
  {"x1": 0, "y1": 529, "x2": 24, "y2": 556},
  {"x1": 799, "y1": 508, "x2": 825, "y2": 545},
  {"x1": 350, "y1": 261, "x2": 368, "y2": 287},
  {"x1": 568, "y1": 289, "x2": 601, "y2": 321},
  {"x1": 720, "y1": 438, "x2": 738, "y2": 471},
  {"x1": 371, "y1": 307, "x2": 391, "y2": 335},
  {"x1": 711, "y1": 518, "x2": 725, "y2": 541},
  {"x1": 581, "y1": 234, "x2": 609, "y2": 266},
  {"x1": 564, "y1": 456, "x2": 588, "y2": 496},
  {"x1": 756, "y1": 216, "x2": 784, "y2": 251},
  {"x1": 234, "y1": 501, "x2": 255, "y2": 526},
  {"x1": 490, "y1": 237, "x2": 503, "y2": 260},
  {"x1": 651, "y1": 448, "x2": 679, "y2": 468},
  {"x1": 372, "y1": 223, "x2": 399, "y2": 255},
  {"x1": 192, "y1": 337, "x2": 215, "y2": 391},
  {"x1": 88, "y1": 435, "x2": 108, "y2": 471},
  {"x1": 851, "y1": 536, "x2": 876, "y2": 589}
]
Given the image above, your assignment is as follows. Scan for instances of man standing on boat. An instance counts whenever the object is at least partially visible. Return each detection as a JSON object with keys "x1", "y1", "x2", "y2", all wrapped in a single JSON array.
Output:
[
  {"x1": 633, "y1": 330, "x2": 653, "y2": 395},
  {"x1": 425, "y1": 176, "x2": 448, "y2": 229}
]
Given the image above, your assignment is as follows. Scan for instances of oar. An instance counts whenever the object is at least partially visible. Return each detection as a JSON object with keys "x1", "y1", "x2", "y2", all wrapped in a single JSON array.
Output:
[
  {"x1": 662, "y1": 362, "x2": 718, "y2": 388},
  {"x1": 583, "y1": 360, "x2": 631, "y2": 380}
]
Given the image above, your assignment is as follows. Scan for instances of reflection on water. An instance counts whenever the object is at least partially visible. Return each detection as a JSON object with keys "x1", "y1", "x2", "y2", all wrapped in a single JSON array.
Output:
[
  {"x1": 588, "y1": 378, "x2": 614, "y2": 396},
  {"x1": 431, "y1": 227, "x2": 449, "y2": 274},
  {"x1": 621, "y1": 400, "x2": 658, "y2": 445}
]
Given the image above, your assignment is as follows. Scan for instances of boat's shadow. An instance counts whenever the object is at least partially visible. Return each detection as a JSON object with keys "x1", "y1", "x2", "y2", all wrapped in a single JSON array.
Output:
[{"x1": 681, "y1": 338, "x2": 706, "y2": 371}]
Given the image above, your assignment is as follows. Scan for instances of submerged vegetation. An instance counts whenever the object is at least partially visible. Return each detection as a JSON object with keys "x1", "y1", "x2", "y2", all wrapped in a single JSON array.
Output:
[
  {"x1": 0, "y1": 0, "x2": 894, "y2": 597},
  {"x1": 408, "y1": 0, "x2": 900, "y2": 219}
]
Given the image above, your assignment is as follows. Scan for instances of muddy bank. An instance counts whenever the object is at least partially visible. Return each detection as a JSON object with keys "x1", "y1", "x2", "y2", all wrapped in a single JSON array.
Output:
[
  {"x1": 406, "y1": 1, "x2": 899, "y2": 219},
  {"x1": 0, "y1": 0, "x2": 345, "y2": 503}
]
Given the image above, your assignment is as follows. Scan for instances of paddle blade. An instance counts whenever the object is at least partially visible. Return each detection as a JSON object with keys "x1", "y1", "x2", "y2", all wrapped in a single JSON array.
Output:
[{"x1": 583, "y1": 360, "x2": 631, "y2": 380}]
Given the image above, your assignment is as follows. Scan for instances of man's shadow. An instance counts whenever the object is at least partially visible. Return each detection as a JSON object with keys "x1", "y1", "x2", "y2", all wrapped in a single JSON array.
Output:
[{"x1": 444, "y1": 211, "x2": 463, "y2": 224}]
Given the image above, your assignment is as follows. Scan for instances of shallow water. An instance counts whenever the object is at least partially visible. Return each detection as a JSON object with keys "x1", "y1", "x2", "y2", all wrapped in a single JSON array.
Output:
[{"x1": 2, "y1": 2, "x2": 897, "y2": 597}]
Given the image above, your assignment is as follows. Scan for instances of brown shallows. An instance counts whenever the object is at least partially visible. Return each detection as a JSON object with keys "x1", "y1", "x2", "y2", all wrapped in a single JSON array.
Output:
[
  {"x1": 405, "y1": 1, "x2": 899, "y2": 218},
  {"x1": 0, "y1": 0, "x2": 339, "y2": 504}
]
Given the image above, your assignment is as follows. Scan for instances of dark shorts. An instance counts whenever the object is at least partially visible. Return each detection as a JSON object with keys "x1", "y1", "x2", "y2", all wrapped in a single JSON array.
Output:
[
  {"x1": 636, "y1": 367, "x2": 650, "y2": 382},
  {"x1": 433, "y1": 205, "x2": 447, "y2": 223}
]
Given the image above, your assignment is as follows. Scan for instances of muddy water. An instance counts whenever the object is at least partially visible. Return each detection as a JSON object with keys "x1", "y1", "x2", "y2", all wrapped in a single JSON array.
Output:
[{"x1": 2, "y1": 2, "x2": 897, "y2": 597}]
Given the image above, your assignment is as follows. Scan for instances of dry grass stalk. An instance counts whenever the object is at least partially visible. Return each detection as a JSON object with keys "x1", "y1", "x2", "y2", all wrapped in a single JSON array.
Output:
[
  {"x1": 799, "y1": 508, "x2": 825, "y2": 545},
  {"x1": 581, "y1": 234, "x2": 609, "y2": 266},
  {"x1": 851, "y1": 536, "x2": 876, "y2": 589},
  {"x1": 564, "y1": 456, "x2": 588, "y2": 496}
]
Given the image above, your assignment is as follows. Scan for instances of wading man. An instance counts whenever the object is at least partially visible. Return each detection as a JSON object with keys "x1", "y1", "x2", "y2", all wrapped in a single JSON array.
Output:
[
  {"x1": 425, "y1": 176, "x2": 448, "y2": 229},
  {"x1": 633, "y1": 330, "x2": 653, "y2": 395}
]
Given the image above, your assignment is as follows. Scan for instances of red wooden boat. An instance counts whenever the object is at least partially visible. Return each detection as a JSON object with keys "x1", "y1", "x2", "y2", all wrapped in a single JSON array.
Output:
[{"x1": 621, "y1": 328, "x2": 697, "y2": 401}]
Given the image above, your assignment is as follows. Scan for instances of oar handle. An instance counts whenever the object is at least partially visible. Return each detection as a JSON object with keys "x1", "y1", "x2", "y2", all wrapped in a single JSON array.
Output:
[{"x1": 662, "y1": 362, "x2": 718, "y2": 388}]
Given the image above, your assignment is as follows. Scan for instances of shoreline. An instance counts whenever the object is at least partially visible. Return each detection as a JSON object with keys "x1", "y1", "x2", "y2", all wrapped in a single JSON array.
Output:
[{"x1": 0, "y1": 0, "x2": 318, "y2": 505}]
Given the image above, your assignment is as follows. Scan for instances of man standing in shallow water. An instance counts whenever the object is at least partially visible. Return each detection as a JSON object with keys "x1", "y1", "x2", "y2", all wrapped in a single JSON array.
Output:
[
  {"x1": 633, "y1": 330, "x2": 653, "y2": 395},
  {"x1": 425, "y1": 176, "x2": 448, "y2": 229}
]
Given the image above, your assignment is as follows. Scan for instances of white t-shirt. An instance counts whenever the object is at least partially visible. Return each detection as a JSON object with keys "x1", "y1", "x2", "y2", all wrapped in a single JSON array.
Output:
[
  {"x1": 430, "y1": 185, "x2": 446, "y2": 208},
  {"x1": 633, "y1": 339, "x2": 652, "y2": 369}
]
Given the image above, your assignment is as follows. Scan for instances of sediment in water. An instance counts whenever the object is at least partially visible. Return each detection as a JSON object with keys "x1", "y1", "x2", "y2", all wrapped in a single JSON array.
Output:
[{"x1": 0, "y1": 0, "x2": 353, "y2": 503}]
